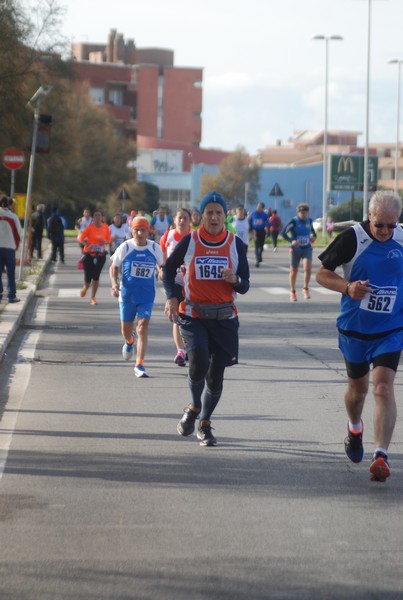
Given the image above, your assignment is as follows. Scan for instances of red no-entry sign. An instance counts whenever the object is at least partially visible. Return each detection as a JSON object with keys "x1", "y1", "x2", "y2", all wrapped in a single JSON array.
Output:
[{"x1": 2, "y1": 147, "x2": 25, "y2": 171}]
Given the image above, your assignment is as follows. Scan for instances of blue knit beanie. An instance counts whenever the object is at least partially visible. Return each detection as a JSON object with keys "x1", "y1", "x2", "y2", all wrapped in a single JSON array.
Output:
[{"x1": 199, "y1": 191, "x2": 227, "y2": 216}]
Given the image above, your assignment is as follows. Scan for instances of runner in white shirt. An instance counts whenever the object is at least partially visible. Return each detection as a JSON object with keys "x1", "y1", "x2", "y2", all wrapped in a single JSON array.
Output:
[
  {"x1": 109, "y1": 213, "x2": 130, "y2": 254},
  {"x1": 150, "y1": 206, "x2": 173, "y2": 242},
  {"x1": 232, "y1": 205, "x2": 250, "y2": 254}
]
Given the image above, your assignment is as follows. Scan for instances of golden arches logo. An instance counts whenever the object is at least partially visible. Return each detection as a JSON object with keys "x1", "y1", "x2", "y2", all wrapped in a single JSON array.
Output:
[{"x1": 337, "y1": 157, "x2": 355, "y2": 174}]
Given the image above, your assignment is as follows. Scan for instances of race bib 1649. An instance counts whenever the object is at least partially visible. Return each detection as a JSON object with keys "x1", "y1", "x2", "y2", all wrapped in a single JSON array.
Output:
[{"x1": 195, "y1": 256, "x2": 228, "y2": 279}]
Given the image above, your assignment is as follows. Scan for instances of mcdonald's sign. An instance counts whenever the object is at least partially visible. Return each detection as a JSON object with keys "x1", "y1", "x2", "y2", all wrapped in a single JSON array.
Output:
[
  {"x1": 337, "y1": 156, "x2": 355, "y2": 174},
  {"x1": 330, "y1": 155, "x2": 378, "y2": 191}
]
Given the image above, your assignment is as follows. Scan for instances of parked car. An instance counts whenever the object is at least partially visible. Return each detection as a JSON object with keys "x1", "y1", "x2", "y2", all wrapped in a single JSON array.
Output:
[{"x1": 313, "y1": 218, "x2": 357, "y2": 232}]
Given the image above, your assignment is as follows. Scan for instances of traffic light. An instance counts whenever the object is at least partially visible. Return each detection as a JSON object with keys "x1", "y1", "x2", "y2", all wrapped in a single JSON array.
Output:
[
  {"x1": 36, "y1": 114, "x2": 52, "y2": 153},
  {"x1": 27, "y1": 114, "x2": 52, "y2": 153}
]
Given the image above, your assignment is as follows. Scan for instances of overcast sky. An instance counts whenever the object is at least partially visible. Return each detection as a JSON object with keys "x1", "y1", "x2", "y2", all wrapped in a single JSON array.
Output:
[{"x1": 57, "y1": 0, "x2": 403, "y2": 154}]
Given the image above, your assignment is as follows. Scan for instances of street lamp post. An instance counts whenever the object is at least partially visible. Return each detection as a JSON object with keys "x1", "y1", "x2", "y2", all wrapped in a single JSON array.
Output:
[
  {"x1": 312, "y1": 35, "x2": 343, "y2": 237},
  {"x1": 18, "y1": 85, "x2": 52, "y2": 281},
  {"x1": 360, "y1": 0, "x2": 388, "y2": 219},
  {"x1": 362, "y1": 0, "x2": 372, "y2": 219},
  {"x1": 388, "y1": 59, "x2": 403, "y2": 194}
]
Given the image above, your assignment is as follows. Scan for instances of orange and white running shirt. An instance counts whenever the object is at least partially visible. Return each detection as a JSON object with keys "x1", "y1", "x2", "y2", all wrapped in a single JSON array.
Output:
[
  {"x1": 160, "y1": 228, "x2": 189, "y2": 286},
  {"x1": 180, "y1": 229, "x2": 239, "y2": 317},
  {"x1": 78, "y1": 223, "x2": 112, "y2": 253}
]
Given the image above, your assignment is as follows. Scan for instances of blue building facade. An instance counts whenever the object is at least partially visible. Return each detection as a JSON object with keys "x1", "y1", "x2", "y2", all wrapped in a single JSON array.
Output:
[
  {"x1": 256, "y1": 164, "x2": 322, "y2": 222},
  {"x1": 138, "y1": 162, "x2": 357, "y2": 222},
  {"x1": 256, "y1": 164, "x2": 355, "y2": 223}
]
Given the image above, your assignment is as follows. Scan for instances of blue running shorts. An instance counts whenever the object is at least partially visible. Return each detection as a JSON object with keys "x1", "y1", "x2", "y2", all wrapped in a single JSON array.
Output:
[
  {"x1": 339, "y1": 331, "x2": 403, "y2": 378},
  {"x1": 290, "y1": 246, "x2": 313, "y2": 269},
  {"x1": 119, "y1": 292, "x2": 154, "y2": 322}
]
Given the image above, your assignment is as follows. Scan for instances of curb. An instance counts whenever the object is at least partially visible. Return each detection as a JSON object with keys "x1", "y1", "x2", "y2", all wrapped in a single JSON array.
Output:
[{"x1": 0, "y1": 250, "x2": 50, "y2": 363}]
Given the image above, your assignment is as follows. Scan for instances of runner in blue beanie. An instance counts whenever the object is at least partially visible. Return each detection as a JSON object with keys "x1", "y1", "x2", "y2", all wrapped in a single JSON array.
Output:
[{"x1": 199, "y1": 191, "x2": 227, "y2": 216}]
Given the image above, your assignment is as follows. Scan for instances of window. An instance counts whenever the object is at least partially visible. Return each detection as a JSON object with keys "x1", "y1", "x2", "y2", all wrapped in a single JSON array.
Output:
[
  {"x1": 89, "y1": 87, "x2": 104, "y2": 105},
  {"x1": 157, "y1": 112, "x2": 163, "y2": 138},
  {"x1": 381, "y1": 168, "x2": 393, "y2": 180},
  {"x1": 158, "y1": 75, "x2": 164, "y2": 108},
  {"x1": 157, "y1": 75, "x2": 164, "y2": 137},
  {"x1": 108, "y1": 89, "x2": 123, "y2": 106}
]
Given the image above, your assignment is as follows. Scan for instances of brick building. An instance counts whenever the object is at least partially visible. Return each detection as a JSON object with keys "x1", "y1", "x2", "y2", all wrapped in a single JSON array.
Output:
[{"x1": 71, "y1": 29, "x2": 203, "y2": 147}]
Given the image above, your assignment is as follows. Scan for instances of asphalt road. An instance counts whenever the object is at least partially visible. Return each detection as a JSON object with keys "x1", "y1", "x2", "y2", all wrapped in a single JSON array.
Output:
[{"x1": 0, "y1": 240, "x2": 402, "y2": 600}]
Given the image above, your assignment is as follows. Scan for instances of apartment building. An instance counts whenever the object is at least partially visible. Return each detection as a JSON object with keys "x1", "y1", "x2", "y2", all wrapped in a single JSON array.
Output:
[
  {"x1": 371, "y1": 143, "x2": 403, "y2": 191},
  {"x1": 71, "y1": 29, "x2": 203, "y2": 147},
  {"x1": 257, "y1": 130, "x2": 403, "y2": 192}
]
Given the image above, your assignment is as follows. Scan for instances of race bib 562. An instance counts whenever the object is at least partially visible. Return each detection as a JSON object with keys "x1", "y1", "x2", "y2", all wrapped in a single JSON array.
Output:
[{"x1": 360, "y1": 284, "x2": 397, "y2": 314}]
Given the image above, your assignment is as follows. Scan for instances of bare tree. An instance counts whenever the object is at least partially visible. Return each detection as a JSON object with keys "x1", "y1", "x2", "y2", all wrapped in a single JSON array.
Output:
[
  {"x1": 0, "y1": 0, "x2": 66, "y2": 191},
  {"x1": 0, "y1": 0, "x2": 137, "y2": 223},
  {"x1": 200, "y1": 148, "x2": 260, "y2": 208}
]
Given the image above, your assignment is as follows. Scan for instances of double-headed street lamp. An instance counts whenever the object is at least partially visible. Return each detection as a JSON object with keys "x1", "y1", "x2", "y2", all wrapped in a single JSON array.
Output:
[
  {"x1": 312, "y1": 35, "x2": 343, "y2": 236},
  {"x1": 388, "y1": 59, "x2": 403, "y2": 194},
  {"x1": 359, "y1": 0, "x2": 388, "y2": 218}
]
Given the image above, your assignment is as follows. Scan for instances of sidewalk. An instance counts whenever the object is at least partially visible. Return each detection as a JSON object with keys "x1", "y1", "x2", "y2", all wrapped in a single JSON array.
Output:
[{"x1": 0, "y1": 246, "x2": 51, "y2": 362}]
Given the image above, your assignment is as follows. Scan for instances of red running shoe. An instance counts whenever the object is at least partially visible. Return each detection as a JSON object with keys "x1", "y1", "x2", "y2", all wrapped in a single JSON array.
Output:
[{"x1": 369, "y1": 452, "x2": 390, "y2": 482}]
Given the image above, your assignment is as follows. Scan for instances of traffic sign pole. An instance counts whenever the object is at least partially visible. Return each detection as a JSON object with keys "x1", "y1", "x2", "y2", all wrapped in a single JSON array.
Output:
[
  {"x1": 2, "y1": 147, "x2": 25, "y2": 171},
  {"x1": 18, "y1": 109, "x2": 40, "y2": 281},
  {"x1": 10, "y1": 170, "x2": 15, "y2": 199},
  {"x1": 2, "y1": 147, "x2": 25, "y2": 199},
  {"x1": 2, "y1": 148, "x2": 24, "y2": 201}
]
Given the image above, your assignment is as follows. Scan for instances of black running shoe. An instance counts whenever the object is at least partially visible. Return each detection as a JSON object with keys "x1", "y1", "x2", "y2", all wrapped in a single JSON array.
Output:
[
  {"x1": 197, "y1": 422, "x2": 217, "y2": 447},
  {"x1": 174, "y1": 350, "x2": 186, "y2": 367},
  {"x1": 344, "y1": 421, "x2": 364, "y2": 463},
  {"x1": 177, "y1": 406, "x2": 199, "y2": 436}
]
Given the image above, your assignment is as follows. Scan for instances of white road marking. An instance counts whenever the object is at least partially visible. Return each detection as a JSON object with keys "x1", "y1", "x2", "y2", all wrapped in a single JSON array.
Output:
[
  {"x1": 0, "y1": 331, "x2": 41, "y2": 480},
  {"x1": 261, "y1": 286, "x2": 338, "y2": 295},
  {"x1": 58, "y1": 288, "x2": 81, "y2": 298},
  {"x1": 0, "y1": 293, "x2": 49, "y2": 480}
]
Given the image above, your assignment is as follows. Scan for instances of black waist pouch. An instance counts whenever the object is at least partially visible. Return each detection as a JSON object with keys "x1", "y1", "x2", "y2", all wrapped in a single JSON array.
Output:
[{"x1": 189, "y1": 301, "x2": 234, "y2": 320}]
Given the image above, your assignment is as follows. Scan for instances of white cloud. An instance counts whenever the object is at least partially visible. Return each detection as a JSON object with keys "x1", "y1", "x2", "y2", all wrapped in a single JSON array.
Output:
[
  {"x1": 204, "y1": 71, "x2": 257, "y2": 94},
  {"x1": 57, "y1": 0, "x2": 403, "y2": 153}
]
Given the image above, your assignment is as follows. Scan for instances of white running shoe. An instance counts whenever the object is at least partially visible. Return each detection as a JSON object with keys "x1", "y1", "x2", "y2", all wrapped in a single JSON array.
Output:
[
  {"x1": 134, "y1": 364, "x2": 148, "y2": 378},
  {"x1": 122, "y1": 342, "x2": 134, "y2": 361}
]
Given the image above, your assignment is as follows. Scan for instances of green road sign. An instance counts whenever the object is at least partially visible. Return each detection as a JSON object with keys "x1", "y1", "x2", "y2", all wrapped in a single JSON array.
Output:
[{"x1": 330, "y1": 155, "x2": 378, "y2": 192}]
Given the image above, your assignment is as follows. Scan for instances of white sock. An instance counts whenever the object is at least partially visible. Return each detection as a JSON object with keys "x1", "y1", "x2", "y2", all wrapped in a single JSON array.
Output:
[
  {"x1": 373, "y1": 447, "x2": 388, "y2": 458},
  {"x1": 348, "y1": 420, "x2": 363, "y2": 433}
]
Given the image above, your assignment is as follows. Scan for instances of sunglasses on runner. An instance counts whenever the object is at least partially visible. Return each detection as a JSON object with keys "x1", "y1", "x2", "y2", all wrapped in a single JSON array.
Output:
[{"x1": 372, "y1": 222, "x2": 397, "y2": 229}]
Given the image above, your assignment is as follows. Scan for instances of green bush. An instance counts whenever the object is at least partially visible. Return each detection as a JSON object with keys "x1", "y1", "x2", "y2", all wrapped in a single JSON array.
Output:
[{"x1": 329, "y1": 197, "x2": 363, "y2": 222}]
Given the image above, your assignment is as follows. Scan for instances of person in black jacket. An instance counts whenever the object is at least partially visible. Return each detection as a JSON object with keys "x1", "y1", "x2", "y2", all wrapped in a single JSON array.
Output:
[
  {"x1": 30, "y1": 203, "x2": 45, "y2": 259},
  {"x1": 47, "y1": 208, "x2": 65, "y2": 263}
]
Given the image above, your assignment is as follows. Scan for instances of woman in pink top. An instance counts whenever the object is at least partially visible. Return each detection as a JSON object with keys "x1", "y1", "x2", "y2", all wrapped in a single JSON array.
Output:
[{"x1": 159, "y1": 208, "x2": 191, "y2": 366}]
